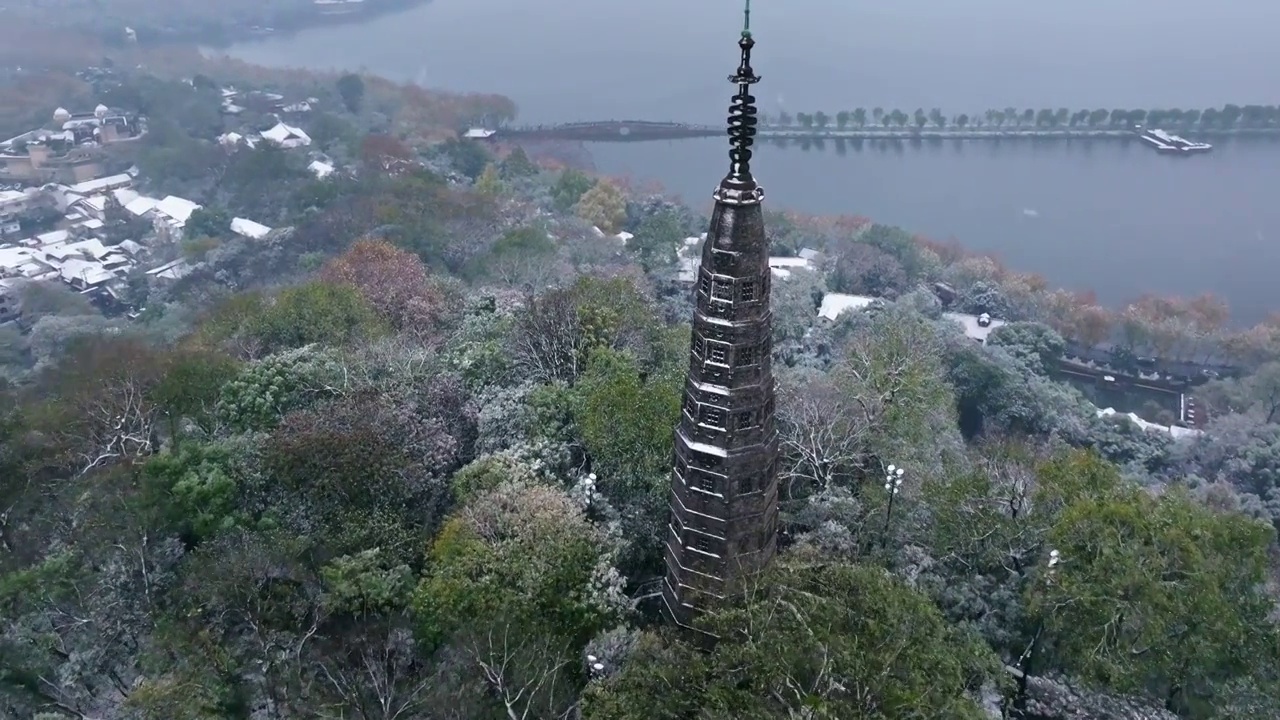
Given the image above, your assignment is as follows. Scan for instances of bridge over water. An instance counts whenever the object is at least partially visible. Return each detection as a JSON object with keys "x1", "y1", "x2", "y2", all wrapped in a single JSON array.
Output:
[{"x1": 505, "y1": 121, "x2": 724, "y2": 142}]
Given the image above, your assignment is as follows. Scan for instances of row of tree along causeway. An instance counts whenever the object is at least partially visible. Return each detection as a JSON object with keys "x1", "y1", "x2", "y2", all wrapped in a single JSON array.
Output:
[{"x1": 501, "y1": 103, "x2": 1280, "y2": 143}]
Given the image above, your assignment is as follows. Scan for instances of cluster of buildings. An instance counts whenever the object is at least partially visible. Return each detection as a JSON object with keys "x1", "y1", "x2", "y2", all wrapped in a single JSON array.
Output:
[
  {"x1": 0, "y1": 105, "x2": 146, "y2": 185},
  {"x1": 0, "y1": 169, "x2": 274, "y2": 319},
  {"x1": 672, "y1": 231, "x2": 1006, "y2": 344}
]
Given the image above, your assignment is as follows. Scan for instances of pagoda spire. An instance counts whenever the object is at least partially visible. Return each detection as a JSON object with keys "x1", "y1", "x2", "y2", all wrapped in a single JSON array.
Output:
[
  {"x1": 719, "y1": 0, "x2": 763, "y2": 204},
  {"x1": 662, "y1": 0, "x2": 779, "y2": 635}
]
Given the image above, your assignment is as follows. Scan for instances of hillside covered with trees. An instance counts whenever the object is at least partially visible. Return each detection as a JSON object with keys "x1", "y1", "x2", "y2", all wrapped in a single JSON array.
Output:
[{"x1": 3, "y1": 60, "x2": 1280, "y2": 720}]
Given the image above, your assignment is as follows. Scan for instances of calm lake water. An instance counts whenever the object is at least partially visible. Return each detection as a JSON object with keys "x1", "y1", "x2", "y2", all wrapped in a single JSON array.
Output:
[{"x1": 225, "y1": 0, "x2": 1280, "y2": 324}]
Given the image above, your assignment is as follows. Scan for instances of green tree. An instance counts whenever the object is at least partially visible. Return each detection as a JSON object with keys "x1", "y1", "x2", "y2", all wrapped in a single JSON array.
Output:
[
  {"x1": 473, "y1": 162, "x2": 503, "y2": 196},
  {"x1": 552, "y1": 168, "x2": 596, "y2": 212},
  {"x1": 575, "y1": 180, "x2": 627, "y2": 233},
  {"x1": 184, "y1": 206, "x2": 230, "y2": 240},
  {"x1": 500, "y1": 146, "x2": 538, "y2": 178},
  {"x1": 630, "y1": 208, "x2": 683, "y2": 271},
  {"x1": 439, "y1": 138, "x2": 490, "y2": 180},
  {"x1": 260, "y1": 282, "x2": 380, "y2": 350},
  {"x1": 584, "y1": 558, "x2": 1001, "y2": 719},
  {"x1": 151, "y1": 349, "x2": 241, "y2": 443},
  {"x1": 1029, "y1": 452, "x2": 1279, "y2": 713},
  {"x1": 852, "y1": 107, "x2": 867, "y2": 127},
  {"x1": 835, "y1": 110, "x2": 850, "y2": 129},
  {"x1": 336, "y1": 73, "x2": 365, "y2": 114},
  {"x1": 813, "y1": 111, "x2": 829, "y2": 129},
  {"x1": 414, "y1": 483, "x2": 624, "y2": 717},
  {"x1": 574, "y1": 347, "x2": 681, "y2": 485}
]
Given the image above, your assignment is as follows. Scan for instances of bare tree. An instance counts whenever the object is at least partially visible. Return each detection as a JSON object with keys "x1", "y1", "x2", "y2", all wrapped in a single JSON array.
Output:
[
  {"x1": 469, "y1": 624, "x2": 577, "y2": 720},
  {"x1": 777, "y1": 374, "x2": 872, "y2": 499},
  {"x1": 318, "y1": 626, "x2": 436, "y2": 720},
  {"x1": 510, "y1": 288, "x2": 587, "y2": 385}
]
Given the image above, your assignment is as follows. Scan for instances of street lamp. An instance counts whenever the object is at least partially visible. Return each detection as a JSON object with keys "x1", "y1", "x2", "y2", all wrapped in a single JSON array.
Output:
[{"x1": 880, "y1": 464, "x2": 905, "y2": 548}]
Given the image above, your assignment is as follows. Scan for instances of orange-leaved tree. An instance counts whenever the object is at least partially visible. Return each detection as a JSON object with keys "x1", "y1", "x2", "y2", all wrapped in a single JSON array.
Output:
[{"x1": 321, "y1": 238, "x2": 455, "y2": 344}]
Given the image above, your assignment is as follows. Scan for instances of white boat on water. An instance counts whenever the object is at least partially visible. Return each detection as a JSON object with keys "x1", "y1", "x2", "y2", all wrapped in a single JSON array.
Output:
[{"x1": 1138, "y1": 127, "x2": 1212, "y2": 155}]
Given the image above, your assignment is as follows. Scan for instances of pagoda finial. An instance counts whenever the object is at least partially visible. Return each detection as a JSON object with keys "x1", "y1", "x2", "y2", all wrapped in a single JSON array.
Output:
[{"x1": 718, "y1": 0, "x2": 762, "y2": 204}]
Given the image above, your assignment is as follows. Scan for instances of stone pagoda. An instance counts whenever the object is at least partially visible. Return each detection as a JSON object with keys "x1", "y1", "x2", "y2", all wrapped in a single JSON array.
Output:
[{"x1": 661, "y1": 0, "x2": 779, "y2": 633}]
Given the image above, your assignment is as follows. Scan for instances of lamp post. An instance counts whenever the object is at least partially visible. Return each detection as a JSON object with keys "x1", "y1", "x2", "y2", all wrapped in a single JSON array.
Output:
[{"x1": 880, "y1": 464, "x2": 905, "y2": 548}]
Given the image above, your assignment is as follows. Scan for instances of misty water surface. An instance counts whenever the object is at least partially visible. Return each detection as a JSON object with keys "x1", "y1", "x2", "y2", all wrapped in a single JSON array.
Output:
[{"x1": 226, "y1": 0, "x2": 1280, "y2": 323}]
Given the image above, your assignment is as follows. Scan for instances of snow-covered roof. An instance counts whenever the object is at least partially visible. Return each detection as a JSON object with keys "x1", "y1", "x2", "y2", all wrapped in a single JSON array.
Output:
[
  {"x1": 308, "y1": 160, "x2": 335, "y2": 178},
  {"x1": 943, "y1": 312, "x2": 1006, "y2": 344},
  {"x1": 68, "y1": 173, "x2": 132, "y2": 195},
  {"x1": 65, "y1": 238, "x2": 112, "y2": 259},
  {"x1": 230, "y1": 217, "x2": 272, "y2": 239},
  {"x1": 112, "y1": 187, "x2": 139, "y2": 206},
  {"x1": 75, "y1": 195, "x2": 108, "y2": 213},
  {"x1": 218, "y1": 132, "x2": 244, "y2": 146},
  {"x1": 117, "y1": 240, "x2": 145, "y2": 256},
  {"x1": 819, "y1": 293, "x2": 877, "y2": 320},
  {"x1": 260, "y1": 122, "x2": 311, "y2": 146},
  {"x1": 1096, "y1": 408, "x2": 1202, "y2": 439},
  {"x1": 463, "y1": 128, "x2": 496, "y2": 139},
  {"x1": 0, "y1": 245, "x2": 38, "y2": 270},
  {"x1": 677, "y1": 257, "x2": 699, "y2": 284},
  {"x1": 769, "y1": 256, "x2": 811, "y2": 268},
  {"x1": 57, "y1": 257, "x2": 114, "y2": 286},
  {"x1": 0, "y1": 189, "x2": 26, "y2": 204},
  {"x1": 125, "y1": 196, "x2": 160, "y2": 216},
  {"x1": 75, "y1": 218, "x2": 105, "y2": 230},
  {"x1": 154, "y1": 196, "x2": 201, "y2": 225},
  {"x1": 145, "y1": 258, "x2": 192, "y2": 280},
  {"x1": 36, "y1": 230, "x2": 69, "y2": 245}
]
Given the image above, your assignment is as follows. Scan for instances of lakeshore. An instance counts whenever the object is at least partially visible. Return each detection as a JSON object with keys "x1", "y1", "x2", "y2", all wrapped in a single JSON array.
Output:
[
  {"x1": 503, "y1": 120, "x2": 1277, "y2": 144},
  {"x1": 220, "y1": 0, "x2": 1280, "y2": 325}
]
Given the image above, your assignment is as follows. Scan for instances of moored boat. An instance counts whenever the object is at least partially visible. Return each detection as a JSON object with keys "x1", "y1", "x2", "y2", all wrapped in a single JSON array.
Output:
[{"x1": 1138, "y1": 127, "x2": 1212, "y2": 155}]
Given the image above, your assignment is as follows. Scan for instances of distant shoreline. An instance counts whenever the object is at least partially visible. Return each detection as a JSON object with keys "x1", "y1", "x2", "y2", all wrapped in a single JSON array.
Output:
[
  {"x1": 69, "y1": 0, "x2": 433, "y2": 50},
  {"x1": 505, "y1": 121, "x2": 1280, "y2": 144}
]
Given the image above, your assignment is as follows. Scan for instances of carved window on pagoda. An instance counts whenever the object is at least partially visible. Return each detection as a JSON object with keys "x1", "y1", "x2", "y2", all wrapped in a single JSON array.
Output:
[
  {"x1": 675, "y1": 457, "x2": 688, "y2": 485},
  {"x1": 699, "y1": 272, "x2": 712, "y2": 297},
  {"x1": 737, "y1": 345, "x2": 757, "y2": 366},
  {"x1": 705, "y1": 341, "x2": 730, "y2": 367},
  {"x1": 691, "y1": 333, "x2": 704, "y2": 359},
  {"x1": 693, "y1": 534, "x2": 712, "y2": 554},
  {"x1": 711, "y1": 278, "x2": 734, "y2": 302},
  {"x1": 700, "y1": 404, "x2": 727, "y2": 430},
  {"x1": 736, "y1": 409, "x2": 757, "y2": 430},
  {"x1": 740, "y1": 280, "x2": 756, "y2": 302}
]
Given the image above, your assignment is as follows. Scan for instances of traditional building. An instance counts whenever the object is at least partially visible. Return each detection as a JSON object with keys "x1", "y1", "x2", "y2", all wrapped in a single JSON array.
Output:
[{"x1": 662, "y1": 2, "x2": 779, "y2": 633}]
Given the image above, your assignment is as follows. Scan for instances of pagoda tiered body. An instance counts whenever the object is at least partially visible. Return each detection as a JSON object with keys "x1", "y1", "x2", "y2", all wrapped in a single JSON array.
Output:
[{"x1": 662, "y1": 19, "x2": 780, "y2": 631}]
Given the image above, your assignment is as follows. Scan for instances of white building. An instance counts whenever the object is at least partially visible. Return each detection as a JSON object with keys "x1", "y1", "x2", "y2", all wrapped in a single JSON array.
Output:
[
  {"x1": 260, "y1": 122, "x2": 311, "y2": 148},
  {"x1": 230, "y1": 217, "x2": 272, "y2": 239},
  {"x1": 308, "y1": 160, "x2": 335, "y2": 178},
  {"x1": 67, "y1": 173, "x2": 132, "y2": 196}
]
